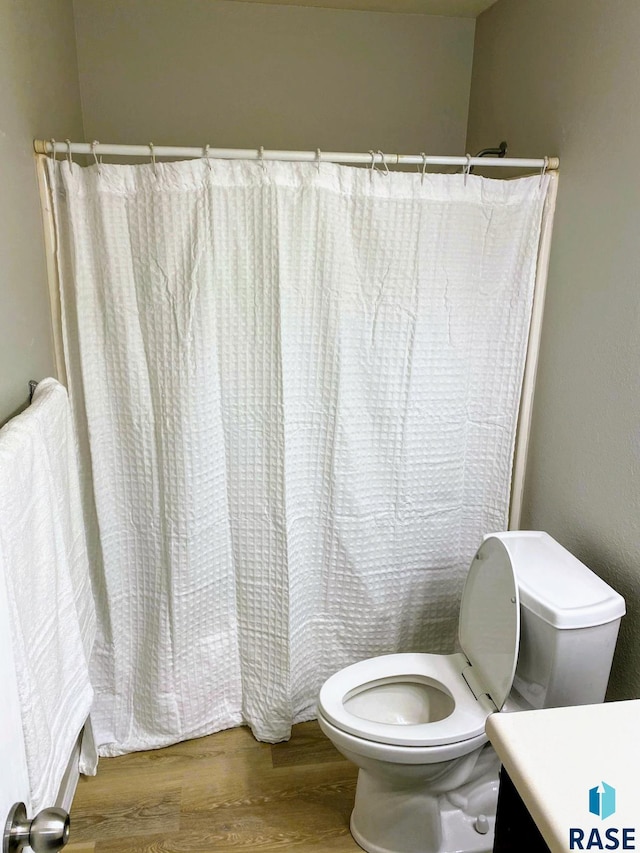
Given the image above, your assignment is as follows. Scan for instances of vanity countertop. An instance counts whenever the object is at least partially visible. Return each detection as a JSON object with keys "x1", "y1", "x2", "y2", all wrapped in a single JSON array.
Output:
[{"x1": 486, "y1": 699, "x2": 640, "y2": 852}]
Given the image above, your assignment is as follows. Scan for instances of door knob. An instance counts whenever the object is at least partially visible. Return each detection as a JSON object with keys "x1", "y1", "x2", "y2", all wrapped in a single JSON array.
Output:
[{"x1": 3, "y1": 802, "x2": 70, "y2": 852}]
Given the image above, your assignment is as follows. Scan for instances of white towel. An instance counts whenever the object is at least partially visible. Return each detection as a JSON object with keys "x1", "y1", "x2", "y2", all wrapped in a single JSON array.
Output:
[{"x1": 0, "y1": 378, "x2": 96, "y2": 812}]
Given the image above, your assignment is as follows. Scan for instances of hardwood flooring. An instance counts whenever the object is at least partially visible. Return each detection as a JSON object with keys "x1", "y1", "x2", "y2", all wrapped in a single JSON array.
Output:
[{"x1": 66, "y1": 721, "x2": 361, "y2": 852}]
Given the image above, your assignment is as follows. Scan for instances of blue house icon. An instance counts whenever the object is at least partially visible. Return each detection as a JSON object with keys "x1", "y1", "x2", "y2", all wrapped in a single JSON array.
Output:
[{"x1": 589, "y1": 782, "x2": 616, "y2": 820}]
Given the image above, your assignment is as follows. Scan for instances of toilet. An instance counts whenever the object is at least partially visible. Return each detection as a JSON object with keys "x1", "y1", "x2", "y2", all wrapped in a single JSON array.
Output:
[{"x1": 317, "y1": 531, "x2": 626, "y2": 853}]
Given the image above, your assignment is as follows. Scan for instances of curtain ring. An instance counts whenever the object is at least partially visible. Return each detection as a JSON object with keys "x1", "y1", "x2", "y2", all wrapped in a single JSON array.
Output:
[
  {"x1": 149, "y1": 143, "x2": 157, "y2": 177},
  {"x1": 204, "y1": 144, "x2": 212, "y2": 172},
  {"x1": 464, "y1": 153, "x2": 472, "y2": 187},
  {"x1": 377, "y1": 150, "x2": 389, "y2": 177},
  {"x1": 48, "y1": 138, "x2": 57, "y2": 161},
  {"x1": 420, "y1": 152, "x2": 428, "y2": 185},
  {"x1": 259, "y1": 146, "x2": 266, "y2": 172},
  {"x1": 91, "y1": 140, "x2": 102, "y2": 175},
  {"x1": 368, "y1": 149, "x2": 377, "y2": 182},
  {"x1": 315, "y1": 148, "x2": 322, "y2": 174},
  {"x1": 65, "y1": 139, "x2": 73, "y2": 173},
  {"x1": 539, "y1": 155, "x2": 549, "y2": 187}
]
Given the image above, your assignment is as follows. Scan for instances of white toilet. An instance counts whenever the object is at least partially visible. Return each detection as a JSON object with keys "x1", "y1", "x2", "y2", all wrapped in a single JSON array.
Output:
[{"x1": 317, "y1": 531, "x2": 625, "y2": 853}]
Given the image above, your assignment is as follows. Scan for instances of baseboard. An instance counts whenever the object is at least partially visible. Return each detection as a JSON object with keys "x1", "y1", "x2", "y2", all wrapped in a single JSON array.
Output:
[{"x1": 55, "y1": 733, "x2": 81, "y2": 812}]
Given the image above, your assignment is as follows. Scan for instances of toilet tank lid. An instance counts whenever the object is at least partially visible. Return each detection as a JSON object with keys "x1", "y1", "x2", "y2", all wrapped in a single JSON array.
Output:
[{"x1": 484, "y1": 532, "x2": 626, "y2": 629}]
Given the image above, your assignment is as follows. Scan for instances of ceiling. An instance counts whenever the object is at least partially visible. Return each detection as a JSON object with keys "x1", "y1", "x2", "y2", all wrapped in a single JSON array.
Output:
[{"x1": 232, "y1": 0, "x2": 499, "y2": 17}]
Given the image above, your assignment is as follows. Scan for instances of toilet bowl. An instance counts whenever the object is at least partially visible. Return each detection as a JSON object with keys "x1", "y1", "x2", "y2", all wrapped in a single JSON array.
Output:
[
  {"x1": 317, "y1": 709, "x2": 498, "y2": 853},
  {"x1": 317, "y1": 531, "x2": 626, "y2": 853},
  {"x1": 317, "y1": 655, "x2": 499, "y2": 853}
]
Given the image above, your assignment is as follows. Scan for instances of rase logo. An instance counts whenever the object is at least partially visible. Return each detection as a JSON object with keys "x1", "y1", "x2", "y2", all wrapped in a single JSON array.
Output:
[
  {"x1": 569, "y1": 783, "x2": 636, "y2": 850},
  {"x1": 590, "y1": 783, "x2": 617, "y2": 820}
]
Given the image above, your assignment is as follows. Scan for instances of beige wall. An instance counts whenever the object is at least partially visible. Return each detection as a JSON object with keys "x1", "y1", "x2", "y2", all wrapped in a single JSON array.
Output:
[
  {"x1": 0, "y1": 0, "x2": 84, "y2": 424},
  {"x1": 72, "y1": 0, "x2": 475, "y2": 156},
  {"x1": 467, "y1": 0, "x2": 640, "y2": 700}
]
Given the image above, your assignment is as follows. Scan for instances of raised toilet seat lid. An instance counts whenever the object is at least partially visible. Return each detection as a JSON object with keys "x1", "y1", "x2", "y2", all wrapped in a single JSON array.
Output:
[
  {"x1": 318, "y1": 537, "x2": 521, "y2": 748},
  {"x1": 317, "y1": 651, "x2": 491, "y2": 747}
]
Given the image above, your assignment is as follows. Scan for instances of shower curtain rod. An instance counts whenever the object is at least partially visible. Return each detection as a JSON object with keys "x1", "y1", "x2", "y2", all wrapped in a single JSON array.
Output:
[{"x1": 34, "y1": 139, "x2": 559, "y2": 171}]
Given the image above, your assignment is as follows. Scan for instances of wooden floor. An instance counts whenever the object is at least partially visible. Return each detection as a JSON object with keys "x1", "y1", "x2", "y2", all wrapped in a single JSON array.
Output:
[{"x1": 66, "y1": 721, "x2": 361, "y2": 852}]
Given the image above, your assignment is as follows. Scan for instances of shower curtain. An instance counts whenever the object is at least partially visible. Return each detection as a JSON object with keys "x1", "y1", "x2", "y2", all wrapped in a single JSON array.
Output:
[{"x1": 47, "y1": 157, "x2": 550, "y2": 755}]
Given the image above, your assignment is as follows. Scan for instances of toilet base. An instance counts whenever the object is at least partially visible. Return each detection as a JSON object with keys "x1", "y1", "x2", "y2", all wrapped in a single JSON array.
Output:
[
  {"x1": 348, "y1": 747, "x2": 499, "y2": 853},
  {"x1": 351, "y1": 810, "x2": 494, "y2": 853}
]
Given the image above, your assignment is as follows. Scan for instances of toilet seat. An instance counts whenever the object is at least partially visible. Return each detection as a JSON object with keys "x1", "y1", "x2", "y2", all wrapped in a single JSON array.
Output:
[
  {"x1": 317, "y1": 651, "x2": 491, "y2": 747},
  {"x1": 317, "y1": 536, "x2": 521, "y2": 749}
]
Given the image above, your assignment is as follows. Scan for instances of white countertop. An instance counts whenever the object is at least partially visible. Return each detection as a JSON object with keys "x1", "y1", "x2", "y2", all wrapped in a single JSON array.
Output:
[{"x1": 486, "y1": 699, "x2": 640, "y2": 852}]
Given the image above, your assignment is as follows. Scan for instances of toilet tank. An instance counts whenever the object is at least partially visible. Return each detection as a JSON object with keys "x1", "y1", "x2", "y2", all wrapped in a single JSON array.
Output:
[{"x1": 488, "y1": 532, "x2": 625, "y2": 711}]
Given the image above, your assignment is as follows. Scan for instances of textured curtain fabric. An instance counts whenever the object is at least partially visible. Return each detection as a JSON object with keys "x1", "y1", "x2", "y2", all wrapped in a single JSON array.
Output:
[{"x1": 48, "y1": 157, "x2": 549, "y2": 755}]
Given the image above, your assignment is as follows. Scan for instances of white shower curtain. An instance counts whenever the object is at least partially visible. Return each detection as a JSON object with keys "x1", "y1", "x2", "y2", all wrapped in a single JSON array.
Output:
[{"x1": 47, "y1": 157, "x2": 550, "y2": 755}]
